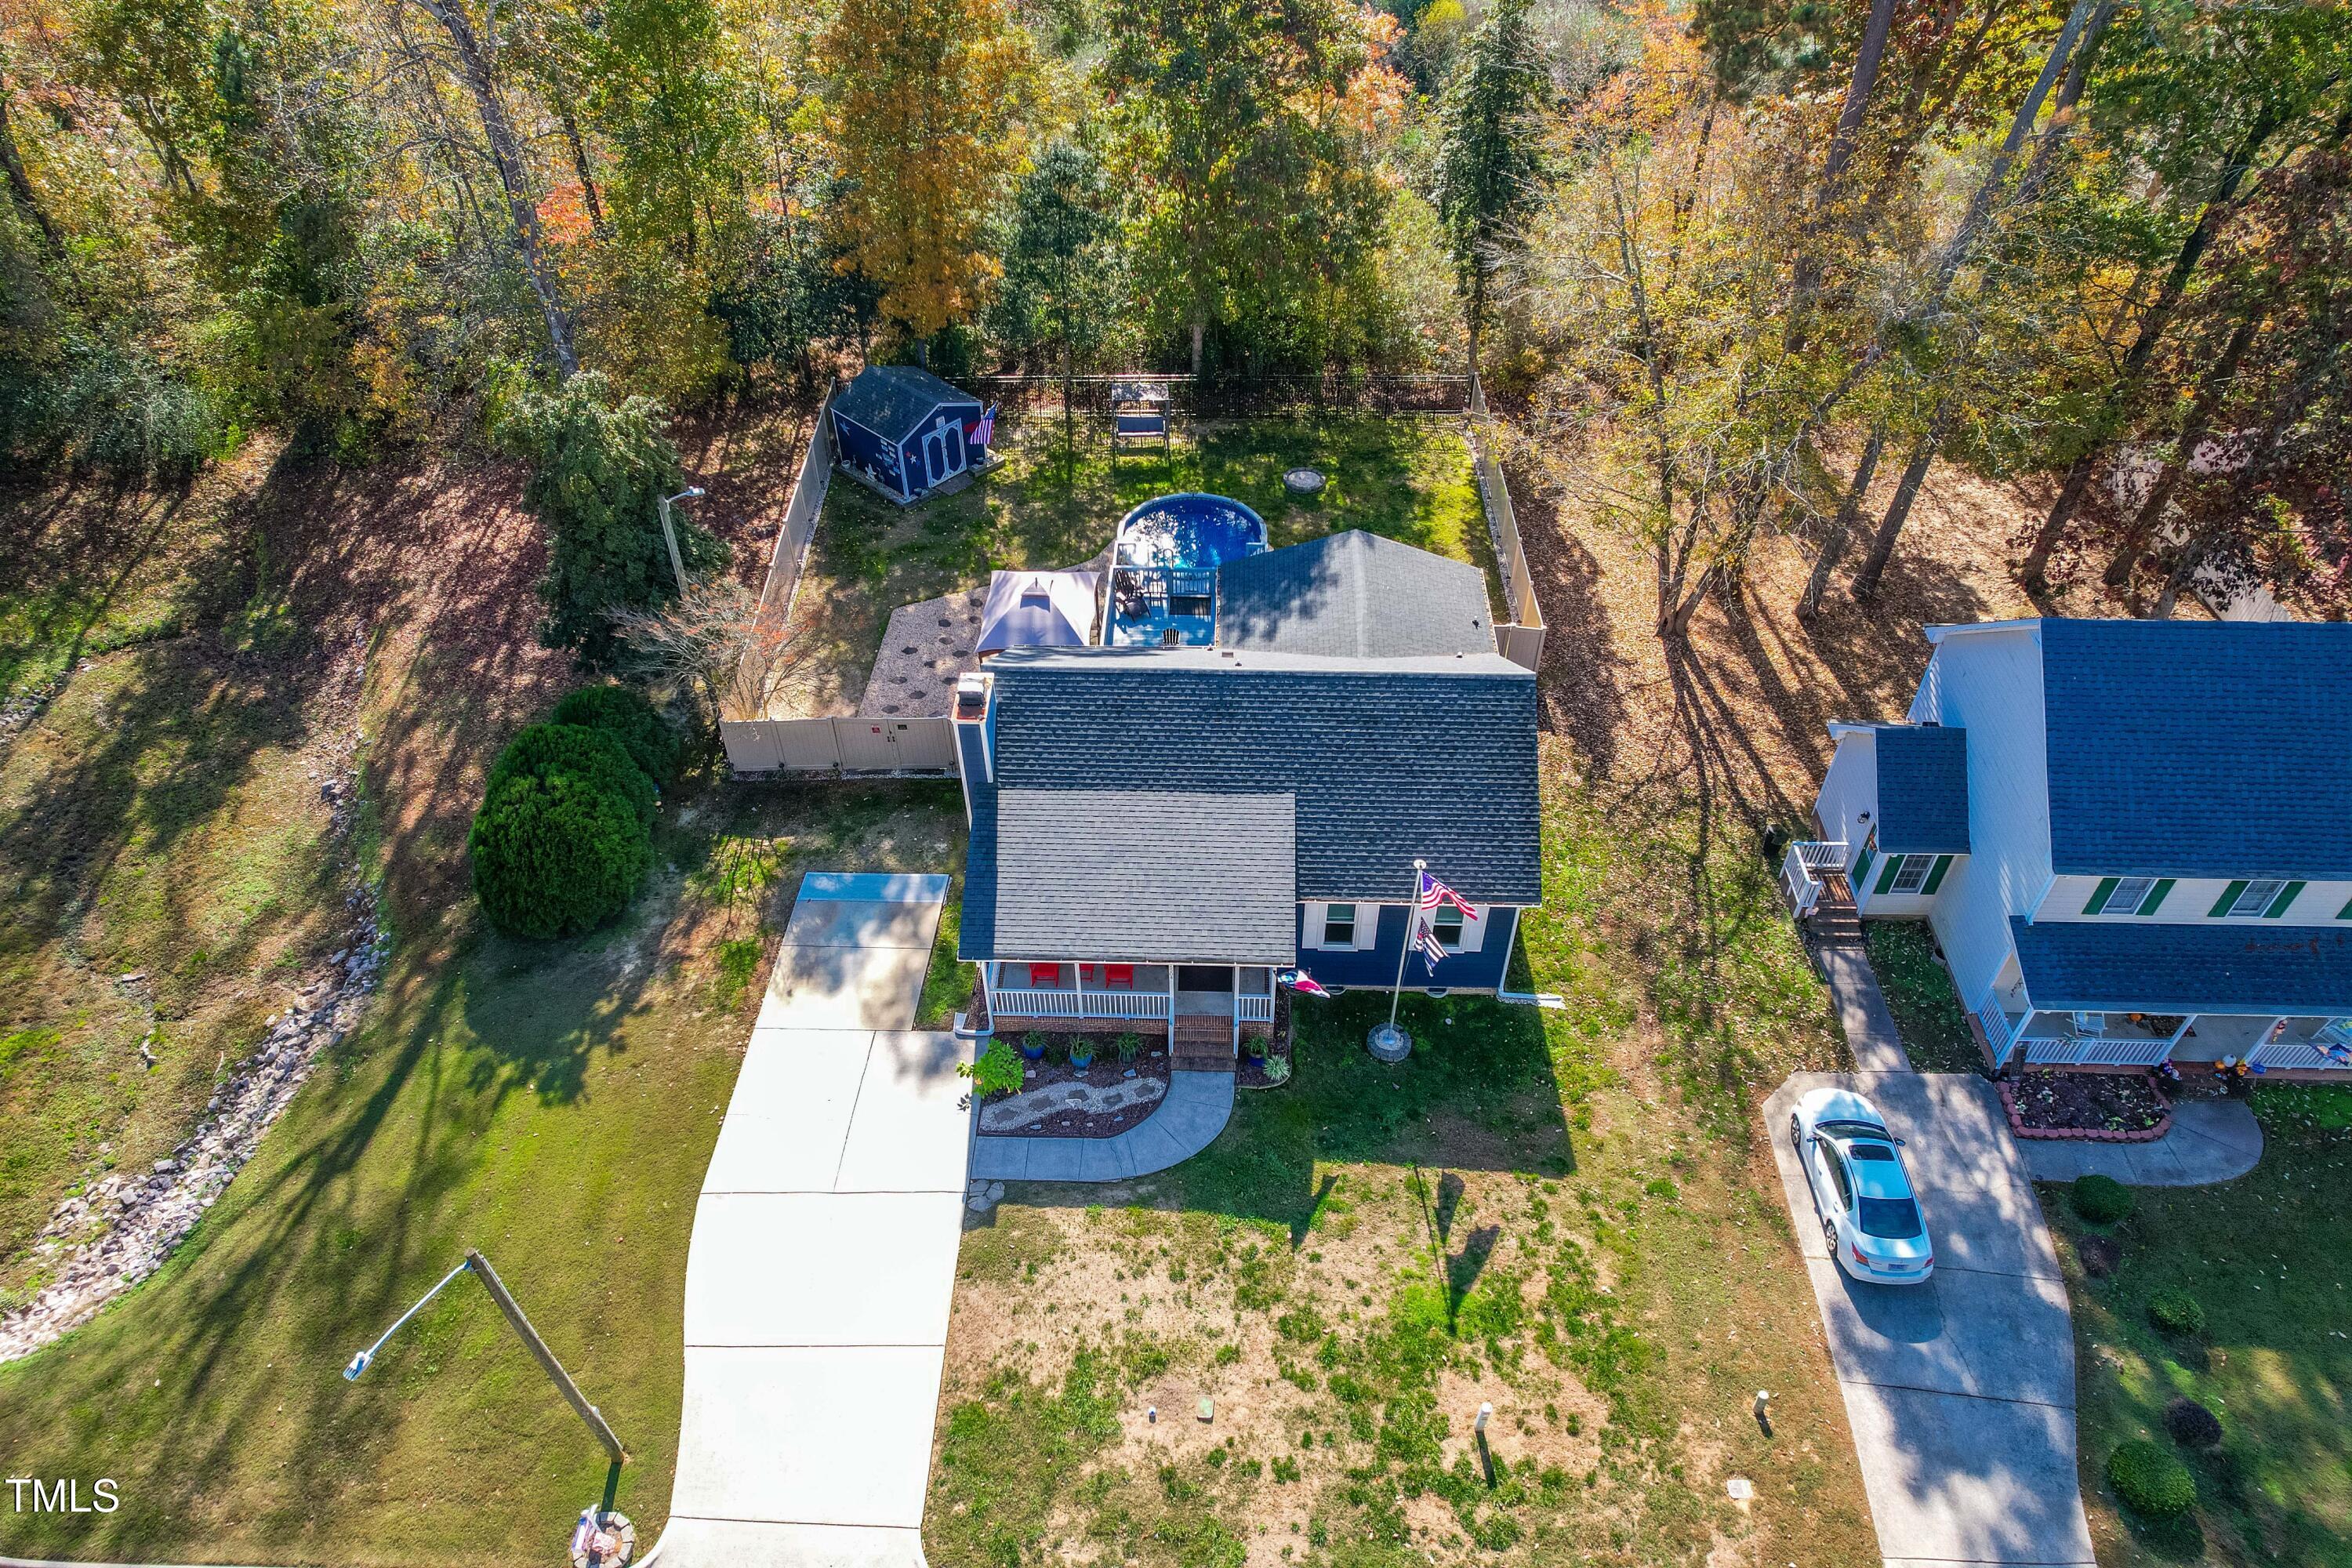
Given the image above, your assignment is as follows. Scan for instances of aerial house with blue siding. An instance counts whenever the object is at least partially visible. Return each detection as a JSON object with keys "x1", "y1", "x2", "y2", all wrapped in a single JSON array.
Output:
[
  {"x1": 1789, "y1": 618, "x2": 2352, "y2": 1075},
  {"x1": 830, "y1": 365, "x2": 993, "y2": 504},
  {"x1": 950, "y1": 530, "x2": 1538, "y2": 1065}
]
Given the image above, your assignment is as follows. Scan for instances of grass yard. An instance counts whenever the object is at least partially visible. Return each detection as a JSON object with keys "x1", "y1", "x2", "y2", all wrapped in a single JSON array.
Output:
[
  {"x1": 768, "y1": 414, "x2": 1496, "y2": 717},
  {"x1": 2050, "y1": 1084, "x2": 2352, "y2": 1568},
  {"x1": 1861, "y1": 921, "x2": 1981, "y2": 1073},
  {"x1": 924, "y1": 745, "x2": 1876, "y2": 1568},
  {"x1": 0, "y1": 778, "x2": 964, "y2": 1565}
]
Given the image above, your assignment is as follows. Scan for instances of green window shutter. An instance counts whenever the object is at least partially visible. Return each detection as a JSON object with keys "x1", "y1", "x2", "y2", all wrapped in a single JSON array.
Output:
[
  {"x1": 2139, "y1": 878, "x2": 2175, "y2": 916},
  {"x1": 1874, "y1": 854, "x2": 1903, "y2": 895},
  {"x1": 1853, "y1": 839, "x2": 1875, "y2": 889},
  {"x1": 2263, "y1": 880, "x2": 2307, "y2": 918},
  {"x1": 2339, "y1": 895, "x2": 2352, "y2": 920},
  {"x1": 1922, "y1": 855, "x2": 1953, "y2": 894},
  {"x1": 2209, "y1": 880, "x2": 2250, "y2": 918},
  {"x1": 2084, "y1": 877, "x2": 2120, "y2": 915}
]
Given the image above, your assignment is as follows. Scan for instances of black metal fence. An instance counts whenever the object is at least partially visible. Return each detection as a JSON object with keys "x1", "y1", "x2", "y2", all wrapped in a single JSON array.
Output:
[{"x1": 971, "y1": 373, "x2": 1472, "y2": 419}]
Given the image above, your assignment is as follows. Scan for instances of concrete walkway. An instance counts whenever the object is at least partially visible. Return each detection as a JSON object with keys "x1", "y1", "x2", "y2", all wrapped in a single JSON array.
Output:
[
  {"x1": 663, "y1": 873, "x2": 968, "y2": 1568},
  {"x1": 968, "y1": 1069, "x2": 1234, "y2": 1183},
  {"x1": 2019, "y1": 1096, "x2": 2264, "y2": 1186},
  {"x1": 1815, "y1": 941, "x2": 1913, "y2": 1073},
  {"x1": 1765, "y1": 1072, "x2": 2095, "y2": 1568}
]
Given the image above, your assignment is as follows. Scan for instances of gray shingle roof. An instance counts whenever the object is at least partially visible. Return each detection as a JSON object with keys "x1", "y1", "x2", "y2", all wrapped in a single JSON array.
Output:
[
  {"x1": 1216, "y1": 531, "x2": 1495, "y2": 657},
  {"x1": 2011, "y1": 915, "x2": 2352, "y2": 1015},
  {"x1": 1872, "y1": 725, "x2": 1970, "y2": 855},
  {"x1": 983, "y1": 647, "x2": 1541, "y2": 905},
  {"x1": 2036, "y1": 619, "x2": 2352, "y2": 878},
  {"x1": 988, "y1": 789, "x2": 1298, "y2": 962},
  {"x1": 833, "y1": 365, "x2": 978, "y2": 443}
]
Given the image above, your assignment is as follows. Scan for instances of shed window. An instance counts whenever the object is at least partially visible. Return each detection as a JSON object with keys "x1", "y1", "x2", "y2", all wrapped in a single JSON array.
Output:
[
  {"x1": 2228, "y1": 879, "x2": 2286, "y2": 918},
  {"x1": 1323, "y1": 904, "x2": 1358, "y2": 948}
]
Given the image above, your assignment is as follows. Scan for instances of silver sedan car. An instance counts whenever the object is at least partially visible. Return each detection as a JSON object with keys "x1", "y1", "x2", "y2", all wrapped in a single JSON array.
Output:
[{"x1": 1791, "y1": 1087, "x2": 1934, "y2": 1285}]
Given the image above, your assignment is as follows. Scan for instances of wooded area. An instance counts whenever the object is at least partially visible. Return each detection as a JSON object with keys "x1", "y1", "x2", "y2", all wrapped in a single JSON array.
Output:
[{"x1": 2, "y1": 0, "x2": 2346, "y2": 625}]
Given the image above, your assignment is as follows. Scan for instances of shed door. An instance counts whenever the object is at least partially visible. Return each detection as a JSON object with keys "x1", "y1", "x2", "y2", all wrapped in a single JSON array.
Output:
[{"x1": 922, "y1": 418, "x2": 966, "y2": 485}]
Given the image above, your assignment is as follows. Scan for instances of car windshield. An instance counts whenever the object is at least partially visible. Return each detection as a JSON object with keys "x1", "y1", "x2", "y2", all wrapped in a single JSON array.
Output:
[
  {"x1": 1817, "y1": 1118, "x2": 1884, "y2": 1138},
  {"x1": 1857, "y1": 1196, "x2": 1924, "y2": 1239}
]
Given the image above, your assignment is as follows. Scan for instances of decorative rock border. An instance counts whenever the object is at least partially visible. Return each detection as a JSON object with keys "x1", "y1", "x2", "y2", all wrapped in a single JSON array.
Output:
[{"x1": 1998, "y1": 1080, "x2": 2173, "y2": 1143}]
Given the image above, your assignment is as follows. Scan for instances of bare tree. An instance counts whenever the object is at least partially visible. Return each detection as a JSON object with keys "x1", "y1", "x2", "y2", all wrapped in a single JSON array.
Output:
[{"x1": 611, "y1": 579, "x2": 800, "y2": 732}]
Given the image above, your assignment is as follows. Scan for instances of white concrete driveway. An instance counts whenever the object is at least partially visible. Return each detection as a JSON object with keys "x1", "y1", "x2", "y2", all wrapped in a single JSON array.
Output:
[
  {"x1": 1766, "y1": 1072, "x2": 2094, "y2": 1568},
  {"x1": 662, "y1": 873, "x2": 969, "y2": 1568}
]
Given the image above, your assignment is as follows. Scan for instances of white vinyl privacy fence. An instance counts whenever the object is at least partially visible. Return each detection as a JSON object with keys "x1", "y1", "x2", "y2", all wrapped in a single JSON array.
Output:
[
  {"x1": 1468, "y1": 372, "x2": 1546, "y2": 673},
  {"x1": 721, "y1": 715, "x2": 958, "y2": 775}
]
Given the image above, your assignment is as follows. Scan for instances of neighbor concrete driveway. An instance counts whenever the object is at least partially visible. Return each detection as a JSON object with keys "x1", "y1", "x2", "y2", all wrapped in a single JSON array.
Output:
[
  {"x1": 1765, "y1": 1072, "x2": 2095, "y2": 1568},
  {"x1": 662, "y1": 873, "x2": 969, "y2": 1568}
]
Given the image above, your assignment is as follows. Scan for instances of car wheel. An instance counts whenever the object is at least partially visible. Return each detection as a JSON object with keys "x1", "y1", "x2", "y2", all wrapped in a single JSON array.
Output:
[
  {"x1": 1822, "y1": 1216, "x2": 1839, "y2": 1252},
  {"x1": 1790, "y1": 1113, "x2": 1804, "y2": 1152}
]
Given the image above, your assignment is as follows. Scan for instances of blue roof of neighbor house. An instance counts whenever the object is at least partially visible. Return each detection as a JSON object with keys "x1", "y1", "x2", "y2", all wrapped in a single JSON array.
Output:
[
  {"x1": 1871, "y1": 724, "x2": 1970, "y2": 855},
  {"x1": 833, "y1": 365, "x2": 979, "y2": 443},
  {"x1": 2011, "y1": 916, "x2": 2352, "y2": 1014},
  {"x1": 2038, "y1": 619, "x2": 2352, "y2": 879},
  {"x1": 956, "y1": 647, "x2": 1540, "y2": 962}
]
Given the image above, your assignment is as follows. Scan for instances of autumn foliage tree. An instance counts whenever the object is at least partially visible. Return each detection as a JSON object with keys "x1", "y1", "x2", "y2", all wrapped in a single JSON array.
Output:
[{"x1": 816, "y1": 0, "x2": 1034, "y2": 344}]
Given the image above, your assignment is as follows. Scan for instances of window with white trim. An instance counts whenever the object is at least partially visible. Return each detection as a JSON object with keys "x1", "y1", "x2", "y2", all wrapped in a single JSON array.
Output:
[
  {"x1": 1320, "y1": 903, "x2": 1359, "y2": 949},
  {"x1": 2105, "y1": 877, "x2": 2155, "y2": 915},
  {"x1": 1432, "y1": 906, "x2": 1465, "y2": 949},
  {"x1": 2228, "y1": 879, "x2": 2286, "y2": 918},
  {"x1": 1889, "y1": 855, "x2": 1933, "y2": 894}
]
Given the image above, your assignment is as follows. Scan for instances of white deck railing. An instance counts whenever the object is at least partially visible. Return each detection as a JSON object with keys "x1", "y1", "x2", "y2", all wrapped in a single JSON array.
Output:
[
  {"x1": 991, "y1": 987, "x2": 1172, "y2": 1022},
  {"x1": 2020, "y1": 1033, "x2": 2178, "y2": 1067},
  {"x1": 1781, "y1": 840, "x2": 1846, "y2": 917},
  {"x1": 1976, "y1": 998, "x2": 2022, "y2": 1059},
  {"x1": 1238, "y1": 993, "x2": 1274, "y2": 1023}
]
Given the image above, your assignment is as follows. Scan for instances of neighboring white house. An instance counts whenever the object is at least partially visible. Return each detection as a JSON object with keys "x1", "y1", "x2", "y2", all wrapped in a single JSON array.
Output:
[{"x1": 1789, "y1": 618, "x2": 2352, "y2": 1073}]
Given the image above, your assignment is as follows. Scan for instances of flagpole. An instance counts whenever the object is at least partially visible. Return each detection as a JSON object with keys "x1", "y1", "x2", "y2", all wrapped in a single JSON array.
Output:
[{"x1": 1387, "y1": 858, "x2": 1423, "y2": 1033}]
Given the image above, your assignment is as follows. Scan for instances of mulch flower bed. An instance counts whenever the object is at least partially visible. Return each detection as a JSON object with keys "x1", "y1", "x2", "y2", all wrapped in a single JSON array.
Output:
[
  {"x1": 978, "y1": 1033, "x2": 1171, "y2": 1139},
  {"x1": 1238, "y1": 990, "x2": 1297, "y2": 1090},
  {"x1": 2001, "y1": 1069, "x2": 2172, "y2": 1142}
]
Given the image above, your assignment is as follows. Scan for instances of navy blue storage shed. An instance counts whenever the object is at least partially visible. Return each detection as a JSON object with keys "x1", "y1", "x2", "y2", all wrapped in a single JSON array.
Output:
[{"x1": 830, "y1": 366, "x2": 992, "y2": 503}]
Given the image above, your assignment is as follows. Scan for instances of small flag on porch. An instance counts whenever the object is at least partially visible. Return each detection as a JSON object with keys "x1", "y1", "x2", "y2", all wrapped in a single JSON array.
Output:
[
  {"x1": 1416, "y1": 869, "x2": 1476, "y2": 918},
  {"x1": 1414, "y1": 914, "x2": 1448, "y2": 971},
  {"x1": 1276, "y1": 967, "x2": 1331, "y2": 999},
  {"x1": 967, "y1": 403, "x2": 998, "y2": 448}
]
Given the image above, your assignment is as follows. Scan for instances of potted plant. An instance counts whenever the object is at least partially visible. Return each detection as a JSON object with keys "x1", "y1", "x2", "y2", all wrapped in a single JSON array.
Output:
[
  {"x1": 1243, "y1": 1034, "x2": 1269, "y2": 1062},
  {"x1": 1069, "y1": 1036, "x2": 1097, "y2": 1069},
  {"x1": 1019, "y1": 1029, "x2": 1047, "y2": 1062}
]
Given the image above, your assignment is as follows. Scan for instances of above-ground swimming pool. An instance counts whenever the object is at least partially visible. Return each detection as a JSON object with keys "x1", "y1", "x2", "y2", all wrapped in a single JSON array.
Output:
[{"x1": 1107, "y1": 493, "x2": 1268, "y2": 647}]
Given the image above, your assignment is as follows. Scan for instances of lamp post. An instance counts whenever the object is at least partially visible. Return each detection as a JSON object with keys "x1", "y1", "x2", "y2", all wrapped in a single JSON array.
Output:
[
  {"x1": 343, "y1": 1249, "x2": 627, "y2": 1466},
  {"x1": 656, "y1": 486, "x2": 704, "y2": 599}
]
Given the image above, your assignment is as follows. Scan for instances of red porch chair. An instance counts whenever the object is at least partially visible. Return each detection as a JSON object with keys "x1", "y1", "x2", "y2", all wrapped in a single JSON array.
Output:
[
  {"x1": 1027, "y1": 962, "x2": 1062, "y2": 989},
  {"x1": 1103, "y1": 964, "x2": 1136, "y2": 989}
]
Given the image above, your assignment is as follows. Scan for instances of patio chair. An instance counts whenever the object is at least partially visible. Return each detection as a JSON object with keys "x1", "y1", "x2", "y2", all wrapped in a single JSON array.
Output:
[
  {"x1": 1103, "y1": 964, "x2": 1135, "y2": 989},
  {"x1": 1028, "y1": 963, "x2": 1062, "y2": 989}
]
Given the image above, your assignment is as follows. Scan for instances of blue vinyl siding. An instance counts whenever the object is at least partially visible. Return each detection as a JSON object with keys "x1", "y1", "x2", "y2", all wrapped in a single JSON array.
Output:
[{"x1": 1291, "y1": 905, "x2": 1518, "y2": 993}]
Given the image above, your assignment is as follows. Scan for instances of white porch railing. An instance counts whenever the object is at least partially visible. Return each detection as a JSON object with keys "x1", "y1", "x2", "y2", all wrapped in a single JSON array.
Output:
[
  {"x1": 1976, "y1": 997, "x2": 2022, "y2": 1059},
  {"x1": 2020, "y1": 1032, "x2": 2179, "y2": 1067},
  {"x1": 991, "y1": 987, "x2": 1172, "y2": 1022},
  {"x1": 1781, "y1": 840, "x2": 1846, "y2": 917},
  {"x1": 2247, "y1": 1022, "x2": 2352, "y2": 1071},
  {"x1": 1238, "y1": 993, "x2": 1274, "y2": 1023}
]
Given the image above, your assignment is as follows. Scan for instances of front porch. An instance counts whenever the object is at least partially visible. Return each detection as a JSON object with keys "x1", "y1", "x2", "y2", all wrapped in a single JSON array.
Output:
[
  {"x1": 982, "y1": 960, "x2": 1278, "y2": 1058},
  {"x1": 1976, "y1": 982, "x2": 2350, "y2": 1072}
]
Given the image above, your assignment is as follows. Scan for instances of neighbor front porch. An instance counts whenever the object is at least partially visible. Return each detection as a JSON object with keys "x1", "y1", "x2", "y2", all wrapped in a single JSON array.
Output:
[{"x1": 1974, "y1": 939, "x2": 2352, "y2": 1070}]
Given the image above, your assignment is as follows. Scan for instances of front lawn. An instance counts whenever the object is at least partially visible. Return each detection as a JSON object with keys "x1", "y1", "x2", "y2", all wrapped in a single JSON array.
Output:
[
  {"x1": 1862, "y1": 920, "x2": 1980, "y2": 1073},
  {"x1": 2052, "y1": 1084, "x2": 2352, "y2": 1568},
  {"x1": 924, "y1": 748, "x2": 1875, "y2": 1568},
  {"x1": 767, "y1": 414, "x2": 1497, "y2": 717},
  {"x1": 0, "y1": 779, "x2": 964, "y2": 1566}
]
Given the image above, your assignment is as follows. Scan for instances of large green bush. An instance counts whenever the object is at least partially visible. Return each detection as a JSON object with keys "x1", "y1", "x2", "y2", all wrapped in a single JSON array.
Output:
[
  {"x1": 550, "y1": 684, "x2": 681, "y2": 787},
  {"x1": 469, "y1": 771, "x2": 652, "y2": 938},
  {"x1": 485, "y1": 722, "x2": 655, "y2": 826},
  {"x1": 2107, "y1": 1439, "x2": 2196, "y2": 1519},
  {"x1": 2072, "y1": 1173, "x2": 2134, "y2": 1225}
]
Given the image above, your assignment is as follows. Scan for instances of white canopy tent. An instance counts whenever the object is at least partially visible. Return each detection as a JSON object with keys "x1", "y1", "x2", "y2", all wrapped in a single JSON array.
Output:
[{"x1": 976, "y1": 569, "x2": 1098, "y2": 655}]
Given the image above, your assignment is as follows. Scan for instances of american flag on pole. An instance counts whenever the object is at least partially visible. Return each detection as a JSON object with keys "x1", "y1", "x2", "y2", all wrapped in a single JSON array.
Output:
[
  {"x1": 1414, "y1": 913, "x2": 1448, "y2": 971},
  {"x1": 1416, "y1": 869, "x2": 1476, "y2": 918},
  {"x1": 967, "y1": 403, "x2": 998, "y2": 448}
]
